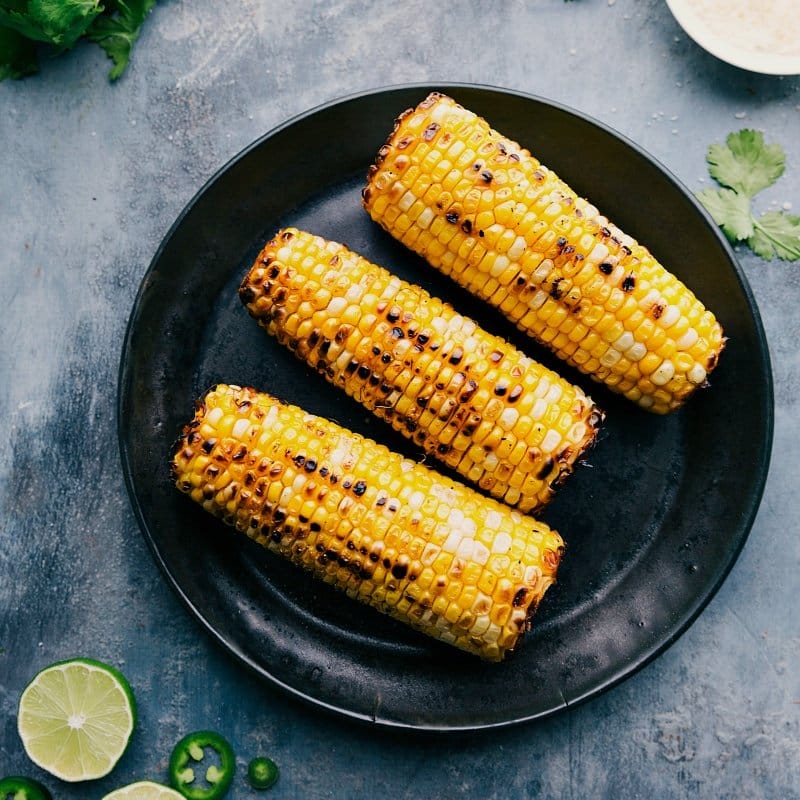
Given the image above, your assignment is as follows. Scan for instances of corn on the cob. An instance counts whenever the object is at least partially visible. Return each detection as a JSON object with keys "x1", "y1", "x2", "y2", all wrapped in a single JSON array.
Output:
[
  {"x1": 240, "y1": 228, "x2": 603, "y2": 514},
  {"x1": 362, "y1": 93, "x2": 725, "y2": 414},
  {"x1": 173, "y1": 384, "x2": 565, "y2": 661}
]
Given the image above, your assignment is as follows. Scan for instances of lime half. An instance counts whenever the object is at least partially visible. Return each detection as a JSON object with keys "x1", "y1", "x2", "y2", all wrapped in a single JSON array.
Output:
[
  {"x1": 102, "y1": 781, "x2": 186, "y2": 800},
  {"x1": 17, "y1": 658, "x2": 136, "y2": 782}
]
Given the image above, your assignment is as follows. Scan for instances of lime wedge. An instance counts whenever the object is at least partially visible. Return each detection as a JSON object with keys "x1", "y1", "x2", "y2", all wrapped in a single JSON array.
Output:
[
  {"x1": 102, "y1": 781, "x2": 186, "y2": 800},
  {"x1": 17, "y1": 658, "x2": 136, "y2": 782}
]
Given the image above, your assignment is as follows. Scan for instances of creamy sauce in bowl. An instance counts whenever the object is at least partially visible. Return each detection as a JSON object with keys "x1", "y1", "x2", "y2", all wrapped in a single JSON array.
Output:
[{"x1": 666, "y1": 0, "x2": 800, "y2": 74}]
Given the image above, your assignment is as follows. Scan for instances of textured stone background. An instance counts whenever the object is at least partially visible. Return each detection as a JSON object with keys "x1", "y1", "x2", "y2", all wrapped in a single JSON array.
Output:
[{"x1": 1, "y1": 1, "x2": 799, "y2": 798}]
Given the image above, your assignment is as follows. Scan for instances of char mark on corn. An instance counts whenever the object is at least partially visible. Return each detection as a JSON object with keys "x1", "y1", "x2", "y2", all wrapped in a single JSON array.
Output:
[
  {"x1": 240, "y1": 228, "x2": 603, "y2": 514},
  {"x1": 362, "y1": 92, "x2": 726, "y2": 414},
  {"x1": 172, "y1": 384, "x2": 566, "y2": 661}
]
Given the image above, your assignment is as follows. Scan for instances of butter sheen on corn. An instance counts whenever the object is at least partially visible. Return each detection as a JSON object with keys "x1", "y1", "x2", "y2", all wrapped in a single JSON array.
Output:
[
  {"x1": 362, "y1": 93, "x2": 725, "y2": 414},
  {"x1": 240, "y1": 228, "x2": 602, "y2": 514},
  {"x1": 172, "y1": 384, "x2": 565, "y2": 661}
]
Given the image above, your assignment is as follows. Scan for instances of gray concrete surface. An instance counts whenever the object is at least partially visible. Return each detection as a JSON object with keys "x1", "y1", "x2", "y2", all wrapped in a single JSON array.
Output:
[{"x1": 1, "y1": 1, "x2": 799, "y2": 798}]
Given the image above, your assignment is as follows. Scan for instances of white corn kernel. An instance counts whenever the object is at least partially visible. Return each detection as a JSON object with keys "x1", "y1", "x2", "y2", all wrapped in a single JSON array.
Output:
[
  {"x1": 463, "y1": 336, "x2": 478, "y2": 353},
  {"x1": 335, "y1": 350, "x2": 353, "y2": 371},
  {"x1": 232, "y1": 418, "x2": 250, "y2": 439},
  {"x1": 490, "y1": 255, "x2": 510, "y2": 278},
  {"x1": 473, "y1": 542, "x2": 490, "y2": 566},
  {"x1": 688, "y1": 363, "x2": 707, "y2": 384},
  {"x1": 531, "y1": 398, "x2": 548, "y2": 420},
  {"x1": 614, "y1": 332, "x2": 635, "y2": 351},
  {"x1": 484, "y1": 623, "x2": 502, "y2": 643},
  {"x1": 279, "y1": 485, "x2": 293, "y2": 507},
  {"x1": 626, "y1": 342, "x2": 647, "y2": 361},
  {"x1": 530, "y1": 289, "x2": 549, "y2": 310},
  {"x1": 533, "y1": 259, "x2": 554, "y2": 282},
  {"x1": 421, "y1": 543, "x2": 440, "y2": 565},
  {"x1": 431, "y1": 317, "x2": 447, "y2": 335},
  {"x1": 568, "y1": 421, "x2": 587, "y2": 443},
  {"x1": 588, "y1": 243, "x2": 609, "y2": 263},
  {"x1": 327, "y1": 297, "x2": 347, "y2": 316},
  {"x1": 429, "y1": 102, "x2": 449, "y2": 123},
  {"x1": 409, "y1": 491, "x2": 425, "y2": 509},
  {"x1": 442, "y1": 528, "x2": 465, "y2": 553},
  {"x1": 499, "y1": 408, "x2": 519, "y2": 429},
  {"x1": 651, "y1": 359, "x2": 675, "y2": 386},
  {"x1": 449, "y1": 508, "x2": 465, "y2": 528},
  {"x1": 610, "y1": 265, "x2": 625, "y2": 284},
  {"x1": 507, "y1": 236, "x2": 527, "y2": 262},
  {"x1": 600, "y1": 348, "x2": 622, "y2": 367},
  {"x1": 206, "y1": 407, "x2": 224, "y2": 425},
  {"x1": 447, "y1": 314, "x2": 465, "y2": 332},
  {"x1": 524, "y1": 565, "x2": 542, "y2": 583},
  {"x1": 485, "y1": 510, "x2": 502, "y2": 530},
  {"x1": 545, "y1": 384, "x2": 563, "y2": 403},
  {"x1": 431, "y1": 483, "x2": 457, "y2": 506},
  {"x1": 492, "y1": 532, "x2": 512, "y2": 554},
  {"x1": 344, "y1": 284, "x2": 363, "y2": 303},
  {"x1": 639, "y1": 289, "x2": 660, "y2": 310},
  {"x1": 659, "y1": 305, "x2": 681, "y2": 328},
  {"x1": 471, "y1": 615, "x2": 491, "y2": 635},
  {"x1": 456, "y1": 538, "x2": 475, "y2": 559},
  {"x1": 677, "y1": 328, "x2": 699, "y2": 349},
  {"x1": 417, "y1": 207, "x2": 434, "y2": 229},
  {"x1": 541, "y1": 429, "x2": 562, "y2": 452},
  {"x1": 398, "y1": 190, "x2": 415, "y2": 212}
]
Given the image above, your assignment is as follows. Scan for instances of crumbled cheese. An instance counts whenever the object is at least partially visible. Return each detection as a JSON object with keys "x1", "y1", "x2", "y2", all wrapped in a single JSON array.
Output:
[{"x1": 692, "y1": 0, "x2": 800, "y2": 57}]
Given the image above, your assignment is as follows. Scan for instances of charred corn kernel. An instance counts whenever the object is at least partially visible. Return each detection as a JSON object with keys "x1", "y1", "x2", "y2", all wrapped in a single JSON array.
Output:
[
  {"x1": 240, "y1": 228, "x2": 603, "y2": 514},
  {"x1": 363, "y1": 93, "x2": 726, "y2": 414},
  {"x1": 173, "y1": 385, "x2": 565, "y2": 661}
]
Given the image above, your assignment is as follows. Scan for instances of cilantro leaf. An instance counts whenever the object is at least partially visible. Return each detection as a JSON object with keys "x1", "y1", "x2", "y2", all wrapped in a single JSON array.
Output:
[
  {"x1": 0, "y1": 24, "x2": 39, "y2": 79},
  {"x1": 0, "y1": 6, "x2": 54, "y2": 42},
  {"x1": 29, "y1": 0, "x2": 102, "y2": 45},
  {"x1": 0, "y1": 0, "x2": 102, "y2": 47},
  {"x1": 696, "y1": 187, "x2": 754, "y2": 242},
  {"x1": 85, "y1": 0, "x2": 154, "y2": 79},
  {"x1": 707, "y1": 129, "x2": 785, "y2": 198},
  {"x1": 748, "y1": 211, "x2": 800, "y2": 262}
]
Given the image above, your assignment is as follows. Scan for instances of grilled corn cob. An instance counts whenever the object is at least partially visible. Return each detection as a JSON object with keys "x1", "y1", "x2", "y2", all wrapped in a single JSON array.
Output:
[
  {"x1": 240, "y1": 228, "x2": 603, "y2": 514},
  {"x1": 173, "y1": 384, "x2": 565, "y2": 660},
  {"x1": 362, "y1": 93, "x2": 725, "y2": 414}
]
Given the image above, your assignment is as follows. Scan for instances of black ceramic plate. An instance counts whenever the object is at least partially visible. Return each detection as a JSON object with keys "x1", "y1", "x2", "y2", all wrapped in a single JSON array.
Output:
[{"x1": 119, "y1": 84, "x2": 773, "y2": 730}]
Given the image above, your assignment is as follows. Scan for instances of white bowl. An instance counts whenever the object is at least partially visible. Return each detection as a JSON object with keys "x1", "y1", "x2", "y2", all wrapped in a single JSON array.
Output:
[{"x1": 666, "y1": 0, "x2": 800, "y2": 75}]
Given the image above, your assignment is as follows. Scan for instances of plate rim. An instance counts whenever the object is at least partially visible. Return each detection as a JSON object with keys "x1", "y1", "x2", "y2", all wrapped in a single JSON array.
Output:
[{"x1": 117, "y1": 82, "x2": 774, "y2": 731}]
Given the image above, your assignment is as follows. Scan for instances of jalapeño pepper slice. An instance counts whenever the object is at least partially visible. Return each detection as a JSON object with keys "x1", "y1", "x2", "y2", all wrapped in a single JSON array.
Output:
[
  {"x1": 0, "y1": 776, "x2": 53, "y2": 800},
  {"x1": 168, "y1": 731, "x2": 235, "y2": 800},
  {"x1": 247, "y1": 757, "x2": 279, "y2": 790}
]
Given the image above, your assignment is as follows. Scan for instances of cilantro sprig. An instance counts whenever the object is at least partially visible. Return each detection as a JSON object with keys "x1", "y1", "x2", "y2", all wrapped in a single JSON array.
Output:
[
  {"x1": 84, "y1": 0, "x2": 155, "y2": 80},
  {"x1": 0, "y1": 0, "x2": 156, "y2": 81},
  {"x1": 697, "y1": 130, "x2": 800, "y2": 262}
]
